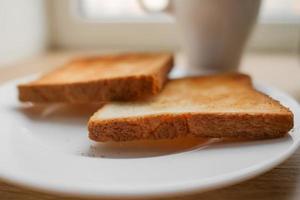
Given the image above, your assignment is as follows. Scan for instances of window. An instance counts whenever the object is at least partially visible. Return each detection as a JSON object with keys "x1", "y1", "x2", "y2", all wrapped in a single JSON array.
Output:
[
  {"x1": 78, "y1": 0, "x2": 300, "y2": 23},
  {"x1": 50, "y1": 0, "x2": 300, "y2": 51},
  {"x1": 78, "y1": 0, "x2": 172, "y2": 22},
  {"x1": 260, "y1": 0, "x2": 300, "y2": 23}
]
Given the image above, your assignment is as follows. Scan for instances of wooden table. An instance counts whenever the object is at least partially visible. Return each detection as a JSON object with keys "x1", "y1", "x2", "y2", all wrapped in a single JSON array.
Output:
[{"x1": 1, "y1": 51, "x2": 300, "y2": 200}]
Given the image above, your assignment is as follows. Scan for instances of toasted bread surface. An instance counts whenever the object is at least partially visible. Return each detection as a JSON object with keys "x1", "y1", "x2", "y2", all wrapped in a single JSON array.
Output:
[
  {"x1": 18, "y1": 53, "x2": 173, "y2": 103},
  {"x1": 88, "y1": 74, "x2": 294, "y2": 142}
]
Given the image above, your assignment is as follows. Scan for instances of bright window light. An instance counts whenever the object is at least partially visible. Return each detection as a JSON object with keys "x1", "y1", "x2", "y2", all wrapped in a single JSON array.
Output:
[
  {"x1": 259, "y1": 0, "x2": 300, "y2": 23},
  {"x1": 78, "y1": 0, "x2": 172, "y2": 21},
  {"x1": 78, "y1": 0, "x2": 300, "y2": 23}
]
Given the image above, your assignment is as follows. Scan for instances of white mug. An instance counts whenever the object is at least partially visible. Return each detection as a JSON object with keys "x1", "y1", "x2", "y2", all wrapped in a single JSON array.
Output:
[{"x1": 140, "y1": 0, "x2": 261, "y2": 74}]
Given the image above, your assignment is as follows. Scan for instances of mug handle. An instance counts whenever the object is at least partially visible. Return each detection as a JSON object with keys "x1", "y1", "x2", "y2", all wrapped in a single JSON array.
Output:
[{"x1": 137, "y1": 0, "x2": 174, "y2": 14}]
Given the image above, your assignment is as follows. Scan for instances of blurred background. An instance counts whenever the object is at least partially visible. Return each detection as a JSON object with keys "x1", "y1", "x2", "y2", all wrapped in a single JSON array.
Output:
[
  {"x1": 0, "y1": 0, "x2": 299, "y2": 66},
  {"x1": 1, "y1": 1, "x2": 300, "y2": 198}
]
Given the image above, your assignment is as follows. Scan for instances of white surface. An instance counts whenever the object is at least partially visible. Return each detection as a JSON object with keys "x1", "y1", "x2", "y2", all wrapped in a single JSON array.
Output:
[
  {"x1": 0, "y1": 0, "x2": 47, "y2": 66},
  {"x1": 0, "y1": 76, "x2": 300, "y2": 198}
]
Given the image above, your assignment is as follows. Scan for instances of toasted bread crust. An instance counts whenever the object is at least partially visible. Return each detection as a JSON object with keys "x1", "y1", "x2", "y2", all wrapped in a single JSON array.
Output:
[
  {"x1": 88, "y1": 73, "x2": 294, "y2": 142},
  {"x1": 18, "y1": 53, "x2": 173, "y2": 103},
  {"x1": 88, "y1": 112, "x2": 293, "y2": 142}
]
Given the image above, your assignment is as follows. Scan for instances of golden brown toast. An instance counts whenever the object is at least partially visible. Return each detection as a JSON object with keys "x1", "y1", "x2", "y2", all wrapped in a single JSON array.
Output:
[
  {"x1": 18, "y1": 53, "x2": 173, "y2": 103},
  {"x1": 88, "y1": 74, "x2": 294, "y2": 142}
]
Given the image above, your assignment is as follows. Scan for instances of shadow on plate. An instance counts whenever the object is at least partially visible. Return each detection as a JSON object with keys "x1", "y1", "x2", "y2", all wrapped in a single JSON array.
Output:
[
  {"x1": 81, "y1": 137, "x2": 220, "y2": 159},
  {"x1": 14, "y1": 103, "x2": 103, "y2": 125},
  {"x1": 80, "y1": 135, "x2": 293, "y2": 159}
]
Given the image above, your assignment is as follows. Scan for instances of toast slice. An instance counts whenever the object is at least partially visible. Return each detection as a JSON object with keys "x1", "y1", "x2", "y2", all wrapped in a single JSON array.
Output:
[
  {"x1": 18, "y1": 53, "x2": 173, "y2": 103},
  {"x1": 88, "y1": 74, "x2": 294, "y2": 142}
]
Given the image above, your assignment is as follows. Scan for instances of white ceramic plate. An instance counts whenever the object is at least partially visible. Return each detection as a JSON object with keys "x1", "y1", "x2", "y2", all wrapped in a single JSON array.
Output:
[{"x1": 0, "y1": 75, "x2": 300, "y2": 199}]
